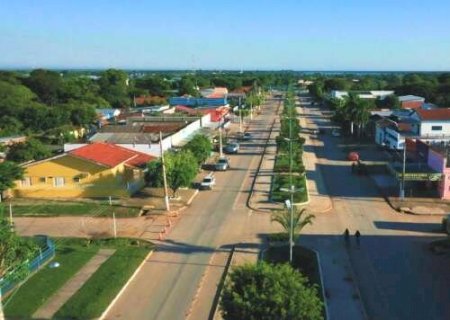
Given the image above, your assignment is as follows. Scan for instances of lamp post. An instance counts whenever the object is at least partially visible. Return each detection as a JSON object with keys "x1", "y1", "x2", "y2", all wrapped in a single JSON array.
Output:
[{"x1": 281, "y1": 188, "x2": 295, "y2": 264}]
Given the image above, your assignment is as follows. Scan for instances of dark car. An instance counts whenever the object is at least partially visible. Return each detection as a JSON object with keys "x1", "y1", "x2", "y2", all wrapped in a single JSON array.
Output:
[
  {"x1": 224, "y1": 142, "x2": 240, "y2": 154},
  {"x1": 242, "y1": 132, "x2": 252, "y2": 140}
]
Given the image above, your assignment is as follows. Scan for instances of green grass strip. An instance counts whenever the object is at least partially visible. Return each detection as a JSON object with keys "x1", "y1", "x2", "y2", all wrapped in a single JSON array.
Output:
[
  {"x1": 4, "y1": 245, "x2": 99, "y2": 318},
  {"x1": 54, "y1": 247, "x2": 150, "y2": 319}
]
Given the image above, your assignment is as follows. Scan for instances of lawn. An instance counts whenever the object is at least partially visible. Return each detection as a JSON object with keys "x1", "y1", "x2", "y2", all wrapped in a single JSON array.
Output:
[
  {"x1": 4, "y1": 241, "x2": 99, "y2": 318},
  {"x1": 271, "y1": 173, "x2": 308, "y2": 203},
  {"x1": 4, "y1": 238, "x2": 153, "y2": 319},
  {"x1": 54, "y1": 246, "x2": 150, "y2": 319},
  {"x1": 9, "y1": 200, "x2": 141, "y2": 217}
]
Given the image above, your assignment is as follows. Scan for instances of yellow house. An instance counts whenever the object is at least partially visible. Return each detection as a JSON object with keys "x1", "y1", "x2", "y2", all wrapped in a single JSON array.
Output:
[{"x1": 14, "y1": 143, "x2": 155, "y2": 198}]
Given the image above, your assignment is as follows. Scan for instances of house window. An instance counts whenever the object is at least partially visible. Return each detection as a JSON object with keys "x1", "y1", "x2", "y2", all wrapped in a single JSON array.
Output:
[
  {"x1": 21, "y1": 177, "x2": 31, "y2": 187},
  {"x1": 39, "y1": 177, "x2": 46, "y2": 183},
  {"x1": 54, "y1": 177, "x2": 65, "y2": 187},
  {"x1": 73, "y1": 177, "x2": 81, "y2": 183},
  {"x1": 432, "y1": 126, "x2": 442, "y2": 131}
]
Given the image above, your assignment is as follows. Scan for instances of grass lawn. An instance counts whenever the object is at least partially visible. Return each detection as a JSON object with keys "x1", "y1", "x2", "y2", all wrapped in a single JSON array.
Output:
[
  {"x1": 3, "y1": 238, "x2": 152, "y2": 319},
  {"x1": 54, "y1": 246, "x2": 150, "y2": 319},
  {"x1": 271, "y1": 174, "x2": 308, "y2": 203},
  {"x1": 9, "y1": 200, "x2": 141, "y2": 217},
  {"x1": 4, "y1": 241, "x2": 99, "y2": 318}
]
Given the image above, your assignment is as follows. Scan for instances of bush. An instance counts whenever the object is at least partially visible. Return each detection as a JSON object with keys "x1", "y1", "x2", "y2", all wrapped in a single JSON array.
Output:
[{"x1": 221, "y1": 262, "x2": 323, "y2": 320}]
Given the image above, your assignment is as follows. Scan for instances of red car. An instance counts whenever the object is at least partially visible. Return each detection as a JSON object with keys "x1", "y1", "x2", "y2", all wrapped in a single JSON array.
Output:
[{"x1": 348, "y1": 152, "x2": 360, "y2": 161}]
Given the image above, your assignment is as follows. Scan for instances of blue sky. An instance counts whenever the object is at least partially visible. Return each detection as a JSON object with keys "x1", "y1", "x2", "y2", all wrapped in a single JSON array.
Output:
[{"x1": 1, "y1": 0, "x2": 449, "y2": 70}]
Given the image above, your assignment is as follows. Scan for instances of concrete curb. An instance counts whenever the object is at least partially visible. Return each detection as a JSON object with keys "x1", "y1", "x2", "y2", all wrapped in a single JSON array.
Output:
[
  {"x1": 311, "y1": 249, "x2": 330, "y2": 320},
  {"x1": 98, "y1": 250, "x2": 154, "y2": 320}
]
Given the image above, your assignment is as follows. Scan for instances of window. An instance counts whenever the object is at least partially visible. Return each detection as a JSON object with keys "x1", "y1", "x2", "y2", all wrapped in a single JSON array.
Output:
[
  {"x1": 432, "y1": 126, "x2": 442, "y2": 131},
  {"x1": 73, "y1": 177, "x2": 81, "y2": 183},
  {"x1": 39, "y1": 177, "x2": 46, "y2": 183},
  {"x1": 54, "y1": 177, "x2": 65, "y2": 187},
  {"x1": 21, "y1": 177, "x2": 31, "y2": 187}
]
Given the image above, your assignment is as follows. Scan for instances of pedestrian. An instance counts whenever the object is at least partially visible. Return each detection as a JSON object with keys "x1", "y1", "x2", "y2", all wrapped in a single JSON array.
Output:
[
  {"x1": 355, "y1": 230, "x2": 361, "y2": 248},
  {"x1": 344, "y1": 228, "x2": 350, "y2": 246},
  {"x1": 351, "y1": 162, "x2": 355, "y2": 173}
]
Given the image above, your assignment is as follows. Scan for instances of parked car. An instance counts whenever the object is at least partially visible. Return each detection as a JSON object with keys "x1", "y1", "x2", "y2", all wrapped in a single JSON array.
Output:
[
  {"x1": 242, "y1": 132, "x2": 252, "y2": 140},
  {"x1": 215, "y1": 157, "x2": 230, "y2": 171},
  {"x1": 224, "y1": 142, "x2": 240, "y2": 154},
  {"x1": 200, "y1": 173, "x2": 216, "y2": 190},
  {"x1": 331, "y1": 129, "x2": 341, "y2": 137}
]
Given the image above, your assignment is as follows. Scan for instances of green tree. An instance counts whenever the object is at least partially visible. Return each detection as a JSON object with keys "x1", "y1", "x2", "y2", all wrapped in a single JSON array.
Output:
[
  {"x1": 145, "y1": 160, "x2": 164, "y2": 188},
  {"x1": 183, "y1": 134, "x2": 212, "y2": 165},
  {"x1": 23, "y1": 69, "x2": 63, "y2": 105},
  {"x1": 165, "y1": 150, "x2": 198, "y2": 197},
  {"x1": 178, "y1": 77, "x2": 198, "y2": 96},
  {"x1": 376, "y1": 94, "x2": 400, "y2": 109},
  {"x1": 0, "y1": 116, "x2": 23, "y2": 137},
  {"x1": 271, "y1": 207, "x2": 315, "y2": 242},
  {"x1": 221, "y1": 262, "x2": 323, "y2": 320},
  {"x1": 0, "y1": 161, "x2": 24, "y2": 202},
  {"x1": 98, "y1": 69, "x2": 130, "y2": 107},
  {"x1": 0, "y1": 219, "x2": 38, "y2": 316},
  {"x1": 6, "y1": 139, "x2": 51, "y2": 163}
]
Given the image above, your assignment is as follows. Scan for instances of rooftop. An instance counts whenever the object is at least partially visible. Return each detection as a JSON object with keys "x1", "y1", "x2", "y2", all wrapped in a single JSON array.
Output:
[
  {"x1": 416, "y1": 108, "x2": 450, "y2": 121},
  {"x1": 69, "y1": 142, "x2": 154, "y2": 168},
  {"x1": 398, "y1": 95, "x2": 425, "y2": 102}
]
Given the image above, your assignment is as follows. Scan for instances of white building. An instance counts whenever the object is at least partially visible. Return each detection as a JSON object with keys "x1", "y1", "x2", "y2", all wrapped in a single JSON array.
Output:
[
  {"x1": 331, "y1": 90, "x2": 395, "y2": 100},
  {"x1": 375, "y1": 108, "x2": 450, "y2": 149}
]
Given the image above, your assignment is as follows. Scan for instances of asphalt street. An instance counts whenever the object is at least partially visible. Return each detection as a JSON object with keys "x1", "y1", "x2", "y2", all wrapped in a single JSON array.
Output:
[{"x1": 105, "y1": 100, "x2": 279, "y2": 319}]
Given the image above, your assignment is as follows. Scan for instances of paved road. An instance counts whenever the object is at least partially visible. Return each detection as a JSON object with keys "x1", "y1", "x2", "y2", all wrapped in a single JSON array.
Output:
[
  {"x1": 300, "y1": 99, "x2": 449, "y2": 320},
  {"x1": 105, "y1": 100, "x2": 280, "y2": 320}
]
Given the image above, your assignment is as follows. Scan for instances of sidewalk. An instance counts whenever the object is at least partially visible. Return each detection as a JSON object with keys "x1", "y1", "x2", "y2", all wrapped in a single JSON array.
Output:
[
  {"x1": 33, "y1": 248, "x2": 115, "y2": 319},
  {"x1": 297, "y1": 105, "x2": 333, "y2": 214}
]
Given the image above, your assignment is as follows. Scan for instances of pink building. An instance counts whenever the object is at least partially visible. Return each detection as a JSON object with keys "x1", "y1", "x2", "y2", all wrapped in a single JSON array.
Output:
[{"x1": 427, "y1": 146, "x2": 450, "y2": 199}]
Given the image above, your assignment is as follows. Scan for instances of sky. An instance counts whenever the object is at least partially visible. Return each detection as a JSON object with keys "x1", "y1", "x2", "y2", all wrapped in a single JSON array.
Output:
[{"x1": 1, "y1": 0, "x2": 449, "y2": 71}]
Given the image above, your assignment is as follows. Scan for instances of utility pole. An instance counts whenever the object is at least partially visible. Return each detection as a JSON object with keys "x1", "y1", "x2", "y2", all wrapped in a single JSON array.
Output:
[
  {"x1": 112, "y1": 212, "x2": 117, "y2": 238},
  {"x1": 159, "y1": 131, "x2": 170, "y2": 212},
  {"x1": 238, "y1": 97, "x2": 243, "y2": 133},
  {"x1": 400, "y1": 141, "x2": 406, "y2": 200},
  {"x1": 219, "y1": 117, "x2": 224, "y2": 158}
]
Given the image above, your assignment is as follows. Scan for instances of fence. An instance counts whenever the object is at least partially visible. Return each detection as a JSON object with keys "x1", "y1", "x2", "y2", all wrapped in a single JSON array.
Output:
[{"x1": 0, "y1": 236, "x2": 56, "y2": 297}]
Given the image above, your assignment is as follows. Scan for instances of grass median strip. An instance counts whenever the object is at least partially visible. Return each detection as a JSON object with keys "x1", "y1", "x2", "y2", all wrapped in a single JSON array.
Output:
[{"x1": 54, "y1": 246, "x2": 150, "y2": 319}]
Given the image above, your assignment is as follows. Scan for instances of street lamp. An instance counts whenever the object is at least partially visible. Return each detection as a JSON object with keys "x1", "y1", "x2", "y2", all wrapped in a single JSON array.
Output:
[{"x1": 280, "y1": 185, "x2": 303, "y2": 264}]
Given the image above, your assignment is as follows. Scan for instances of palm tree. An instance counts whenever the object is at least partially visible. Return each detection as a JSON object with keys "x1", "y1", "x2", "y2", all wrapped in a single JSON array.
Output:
[
  {"x1": 344, "y1": 93, "x2": 370, "y2": 137},
  {"x1": 271, "y1": 207, "x2": 315, "y2": 242}
]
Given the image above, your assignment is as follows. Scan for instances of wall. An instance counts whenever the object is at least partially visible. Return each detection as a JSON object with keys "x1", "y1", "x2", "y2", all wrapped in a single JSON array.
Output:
[
  {"x1": 420, "y1": 121, "x2": 450, "y2": 136},
  {"x1": 171, "y1": 117, "x2": 202, "y2": 146}
]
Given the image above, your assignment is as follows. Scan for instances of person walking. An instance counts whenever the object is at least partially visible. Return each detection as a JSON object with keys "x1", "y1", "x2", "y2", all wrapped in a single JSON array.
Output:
[
  {"x1": 355, "y1": 230, "x2": 361, "y2": 248},
  {"x1": 344, "y1": 228, "x2": 350, "y2": 247}
]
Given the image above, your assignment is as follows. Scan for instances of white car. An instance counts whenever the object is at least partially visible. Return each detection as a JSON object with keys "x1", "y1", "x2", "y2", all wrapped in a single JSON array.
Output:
[
  {"x1": 331, "y1": 129, "x2": 341, "y2": 137},
  {"x1": 200, "y1": 173, "x2": 216, "y2": 190}
]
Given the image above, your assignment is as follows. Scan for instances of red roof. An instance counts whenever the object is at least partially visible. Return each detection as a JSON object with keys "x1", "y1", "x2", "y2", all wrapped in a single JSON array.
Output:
[
  {"x1": 69, "y1": 143, "x2": 154, "y2": 168},
  {"x1": 416, "y1": 109, "x2": 450, "y2": 121}
]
